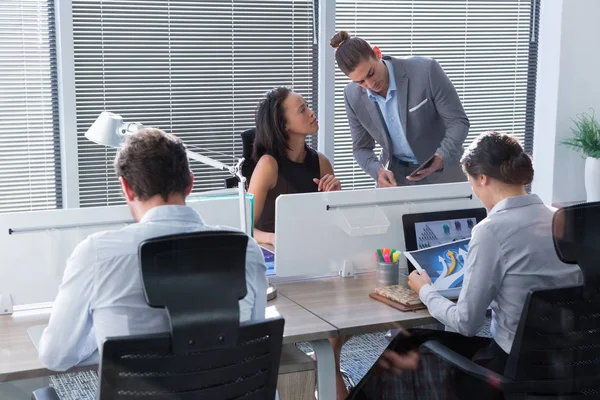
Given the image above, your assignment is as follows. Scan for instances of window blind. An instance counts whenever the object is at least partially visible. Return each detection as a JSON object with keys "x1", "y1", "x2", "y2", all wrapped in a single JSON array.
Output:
[
  {"x1": 335, "y1": 0, "x2": 539, "y2": 190},
  {"x1": 72, "y1": 0, "x2": 317, "y2": 207},
  {"x1": 0, "y1": 0, "x2": 61, "y2": 213}
]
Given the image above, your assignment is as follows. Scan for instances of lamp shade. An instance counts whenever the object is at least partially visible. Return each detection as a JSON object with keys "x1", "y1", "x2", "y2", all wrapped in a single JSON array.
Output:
[{"x1": 85, "y1": 111, "x2": 127, "y2": 148}]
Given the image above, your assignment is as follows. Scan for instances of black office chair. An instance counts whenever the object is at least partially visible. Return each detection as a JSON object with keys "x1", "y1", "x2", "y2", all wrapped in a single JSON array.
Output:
[
  {"x1": 226, "y1": 128, "x2": 256, "y2": 189},
  {"x1": 33, "y1": 231, "x2": 284, "y2": 400},
  {"x1": 422, "y1": 201, "x2": 600, "y2": 399}
]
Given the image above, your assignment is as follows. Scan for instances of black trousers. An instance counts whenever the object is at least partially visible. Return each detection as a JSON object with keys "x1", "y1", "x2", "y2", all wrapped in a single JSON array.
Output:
[{"x1": 348, "y1": 329, "x2": 508, "y2": 400}]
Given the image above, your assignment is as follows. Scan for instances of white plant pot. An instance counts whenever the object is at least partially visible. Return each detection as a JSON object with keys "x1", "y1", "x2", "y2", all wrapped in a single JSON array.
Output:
[{"x1": 585, "y1": 157, "x2": 600, "y2": 202}]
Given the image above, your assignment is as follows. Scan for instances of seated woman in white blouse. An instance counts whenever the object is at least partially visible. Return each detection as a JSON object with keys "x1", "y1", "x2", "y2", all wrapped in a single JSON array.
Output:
[{"x1": 352, "y1": 131, "x2": 583, "y2": 399}]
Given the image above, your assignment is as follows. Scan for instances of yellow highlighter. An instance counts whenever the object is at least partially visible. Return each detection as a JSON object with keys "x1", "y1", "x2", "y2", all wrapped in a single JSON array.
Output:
[{"x1": 392, "y1": 251, "x2": 399, "y2": 263}]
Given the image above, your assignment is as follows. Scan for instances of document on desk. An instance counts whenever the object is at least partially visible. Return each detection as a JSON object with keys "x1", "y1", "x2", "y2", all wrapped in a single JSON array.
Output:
[
  {"x1": 27, "y1": 324, "x2": 100, "y2": 367},
  {"x1": 404, "y1": 238, "x2": 471, "y2": 298}
]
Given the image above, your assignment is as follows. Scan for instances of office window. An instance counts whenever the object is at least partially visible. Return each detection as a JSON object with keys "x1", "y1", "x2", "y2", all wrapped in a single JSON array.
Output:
[
  {"x1": 72, "y1": 0, "x2": 317, "y2": 207},
  {"x1": 335, "y1": 0, "x2": 540, "y2": 190},
  {"x1": 0, "y1": 0, "x2": 61, "y2": 213}
]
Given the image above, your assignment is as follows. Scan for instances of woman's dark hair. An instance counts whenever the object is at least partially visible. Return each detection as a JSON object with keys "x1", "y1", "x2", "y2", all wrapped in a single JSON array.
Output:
[
  {"x1": 330, "y1": 30, "x2": 376, "y2": 75},
  {"x1": 461, "y1": 131, "x2": 534, "y2": 185},
  {"x1": 253, "y1": 87, "x2": 291, "y2": 161}
]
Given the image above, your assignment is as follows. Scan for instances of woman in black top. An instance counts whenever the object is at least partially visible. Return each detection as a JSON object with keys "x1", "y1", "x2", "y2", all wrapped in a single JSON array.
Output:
[{"x1": 249, "y1": 87, "x2": 341, "y2": 246}]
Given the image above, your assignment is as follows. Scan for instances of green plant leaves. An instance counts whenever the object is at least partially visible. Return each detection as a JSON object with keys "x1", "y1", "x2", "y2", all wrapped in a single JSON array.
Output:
[{"x1": 562, "y1": 111, "x2": 600, "y2": 159}]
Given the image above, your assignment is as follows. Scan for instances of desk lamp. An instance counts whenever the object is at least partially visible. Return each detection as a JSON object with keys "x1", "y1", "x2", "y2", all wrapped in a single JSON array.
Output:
[{"x1": 85, "y1": 111, "x2": 248, "y2": 233}]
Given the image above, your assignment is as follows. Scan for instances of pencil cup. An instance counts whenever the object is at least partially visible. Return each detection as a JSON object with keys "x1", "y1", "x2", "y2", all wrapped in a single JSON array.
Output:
[{"x1": 377, "y1": 261, "x2": 399, "y2": 287}]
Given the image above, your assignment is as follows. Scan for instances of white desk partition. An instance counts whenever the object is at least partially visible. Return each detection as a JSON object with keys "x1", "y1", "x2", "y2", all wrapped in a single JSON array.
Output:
[
  {"x1": 0, "y1": 191, "x2": 252, "y2": 311},
  {"x1": 274, "y1": 182, "x2": 483, "y2": 277}
]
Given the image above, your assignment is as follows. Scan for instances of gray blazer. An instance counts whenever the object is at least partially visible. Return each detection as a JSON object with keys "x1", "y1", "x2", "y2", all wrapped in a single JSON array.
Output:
[{"x1": 344, "y1": 56, "x2": 469, "y2": 183}]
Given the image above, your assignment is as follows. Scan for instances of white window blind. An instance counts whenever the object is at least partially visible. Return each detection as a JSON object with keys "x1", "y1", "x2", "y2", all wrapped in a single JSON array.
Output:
[
  {"x1": 335, "y1": 0, "x2": 539, "y2": 190},
  {"x1": 0, "y1": 0, "x2": 61, "y2": 213},
  {"x1": 73, "y1": 0, "x2": 317, "y2": 207}
]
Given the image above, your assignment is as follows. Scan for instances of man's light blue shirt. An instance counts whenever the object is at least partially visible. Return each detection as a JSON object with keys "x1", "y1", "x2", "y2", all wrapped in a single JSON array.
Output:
[
  {"x1": 38, "y1": 205, "x2": 268, "y2": 371},
  {"x1": 367, "y1": 59, "x2": 417, "y2": 163}
]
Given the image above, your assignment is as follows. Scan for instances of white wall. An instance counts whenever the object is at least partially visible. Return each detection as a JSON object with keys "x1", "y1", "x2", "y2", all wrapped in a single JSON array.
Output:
[{"x1": 533, "y1": 0, "x2": 600, "y2": 204}]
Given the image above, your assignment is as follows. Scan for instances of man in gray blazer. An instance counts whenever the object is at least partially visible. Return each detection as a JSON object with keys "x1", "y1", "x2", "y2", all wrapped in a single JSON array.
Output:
[{"x1": 332, "y1": 31, "x2": 469, "y2": 187}]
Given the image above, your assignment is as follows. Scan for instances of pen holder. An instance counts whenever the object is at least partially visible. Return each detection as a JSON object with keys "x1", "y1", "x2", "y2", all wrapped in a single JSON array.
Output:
[{"x1": 377, "y1": 261, "x2": 399, "y2": 287}]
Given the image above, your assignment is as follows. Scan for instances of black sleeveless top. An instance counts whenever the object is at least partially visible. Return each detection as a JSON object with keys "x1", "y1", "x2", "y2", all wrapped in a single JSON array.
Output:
[{"x1": 255, "y1": 146, "x2": 320, "y2": 233}]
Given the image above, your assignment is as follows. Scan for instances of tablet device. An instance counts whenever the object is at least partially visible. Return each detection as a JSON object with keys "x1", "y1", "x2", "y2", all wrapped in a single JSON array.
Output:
[
  {"x1": 408, "y1": 154, "x2": 436, "y2": 177},
  {"x1": 404, "y1": 238, "x2": 471, "y2": 298}
]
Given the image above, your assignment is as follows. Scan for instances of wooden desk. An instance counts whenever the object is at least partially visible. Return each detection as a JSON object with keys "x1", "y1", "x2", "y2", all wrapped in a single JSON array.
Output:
[
  {"x1": 268, "y1": 293, "x2": 337, "y2": 343},
  {"x1": 0, "y1": 297, "x2": 336, "y2": 381},
  {"x1": 0, "y1": 296, "x2": 339, "y2": 399},
  {"x1": 277, "y1": 272, "x2": 436, "y2": 336},
  {"x1": 1, "y1": 274, "x2": 432, "y2": 400},
  {"x1": 0, "y1": 308, "x2": 51, "y2": 382}
]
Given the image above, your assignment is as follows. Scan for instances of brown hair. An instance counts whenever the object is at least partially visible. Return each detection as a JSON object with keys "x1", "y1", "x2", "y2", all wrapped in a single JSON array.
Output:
[
  {"x1": 461, "y1": 131, "x2": 533, "y2": 185},
  {"x1": 114, "y1": 127, "x2": 191, "y2": 201},
  {"x1": 330, "y1": 30, "x2": 376, "y2": 75}
]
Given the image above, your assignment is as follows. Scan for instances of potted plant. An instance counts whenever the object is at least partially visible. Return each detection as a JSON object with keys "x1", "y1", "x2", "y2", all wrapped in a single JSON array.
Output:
[{"x1": 562, "y1": 111, "x2": 600, "y2": 202}]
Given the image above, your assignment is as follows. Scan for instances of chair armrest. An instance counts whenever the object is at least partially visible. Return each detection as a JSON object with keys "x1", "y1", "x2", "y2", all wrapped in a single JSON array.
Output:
[
  {"x1": 422, "y1": 340, "x2": 511, "y2": 385},
  {"x1": 31, "y1": 387, "x2": 60, "y2": 400}
]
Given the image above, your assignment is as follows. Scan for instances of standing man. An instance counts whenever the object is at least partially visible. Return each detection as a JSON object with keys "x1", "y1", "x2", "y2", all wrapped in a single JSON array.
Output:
[{"x1": 331, "y1": 31, "x2": 469, "y2": 187}]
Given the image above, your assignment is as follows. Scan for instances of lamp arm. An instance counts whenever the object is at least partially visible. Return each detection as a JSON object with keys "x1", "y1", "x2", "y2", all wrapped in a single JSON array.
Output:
[
  {"x1": 186, "y1": 150, "x2": 234, "y2": 173},
  {"x1": 186, "y1": 149, "x2": 247, "y2": 233}
]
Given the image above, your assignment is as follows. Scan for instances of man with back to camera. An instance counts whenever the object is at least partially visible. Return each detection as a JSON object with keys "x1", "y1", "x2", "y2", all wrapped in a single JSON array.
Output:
[{"x1": 39, "y1": 128, "x2": 267, "y2": 371}]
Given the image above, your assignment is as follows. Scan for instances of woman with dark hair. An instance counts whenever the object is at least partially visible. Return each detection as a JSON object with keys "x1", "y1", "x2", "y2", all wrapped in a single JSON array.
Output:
[
  {"x1": 350, "y1": 131, "x2": 583, "y2": 399},
  {"x1": 249, "y1": 87, "x2": 340, "y2": 246},
  {"x1": 330, "y1": 30, "x2": 469, "y2": 188}
]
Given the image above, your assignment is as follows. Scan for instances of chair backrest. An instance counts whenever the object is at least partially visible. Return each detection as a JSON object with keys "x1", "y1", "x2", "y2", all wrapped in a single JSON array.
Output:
[
  {"x1": 553, "y1": 201, "x2": 600, "y2": 293},
  {"x1": 505, "y1": 286, "x2": 600, "y2": 390},
  {"x1": 97, "y1": 231, "x2": 284, "y2": 399},
  {"x1": 226, "y1": 128, "x2": 256, "y2": 189},
  {"x1": 504, "y1": 202, "x2": 600, "y2": 393},
  {"x1": 98, "y1": 319, "x2": 284, "y2": 400}
]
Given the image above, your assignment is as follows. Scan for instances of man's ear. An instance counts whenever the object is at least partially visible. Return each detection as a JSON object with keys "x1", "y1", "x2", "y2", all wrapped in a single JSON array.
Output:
[
  {"x1": 119, "y1": 176, "x2": 136, "y2": 202},
  {"x1": 184, "y1": 173, "x2": 194, "y2": 197}
]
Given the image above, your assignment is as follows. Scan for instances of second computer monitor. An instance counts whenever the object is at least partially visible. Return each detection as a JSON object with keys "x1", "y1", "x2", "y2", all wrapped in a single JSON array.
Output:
[{"x1": 402, "y1": 208, "x2": 488, "y2": 272}]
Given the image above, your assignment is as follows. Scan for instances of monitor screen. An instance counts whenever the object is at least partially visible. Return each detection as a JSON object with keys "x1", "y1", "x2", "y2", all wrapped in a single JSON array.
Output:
[
  {"x1": 403, "y1": 208, "x2": 487, "y2": 272},
  {"x1": 414, "y1": 217, "x2": 476, "y2": 249}
]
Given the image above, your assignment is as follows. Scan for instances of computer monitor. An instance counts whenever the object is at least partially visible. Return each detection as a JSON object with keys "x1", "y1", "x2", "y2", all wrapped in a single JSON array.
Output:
[{"x1": 402, "y1": 208, "x2": 487, "y2": 272}]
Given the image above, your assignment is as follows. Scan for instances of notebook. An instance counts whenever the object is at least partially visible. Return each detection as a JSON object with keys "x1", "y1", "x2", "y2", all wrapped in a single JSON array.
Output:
[{"x1": 369, "y1": 285, "x2": 426, "y2": 312}]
